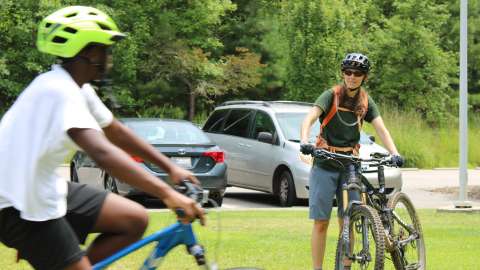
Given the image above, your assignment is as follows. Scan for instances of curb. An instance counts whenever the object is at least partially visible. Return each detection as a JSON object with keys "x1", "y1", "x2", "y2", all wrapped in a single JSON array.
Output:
[
  {"x1": 401, "y1": 168, "x2": 418, "y2": 171},
  {"x1": 437, "y1": 206, "x2": 480, "y2": 213}
]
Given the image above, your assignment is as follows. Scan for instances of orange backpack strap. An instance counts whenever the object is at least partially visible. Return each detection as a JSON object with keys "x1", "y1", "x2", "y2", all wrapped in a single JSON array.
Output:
[
  {"x1": 320, "y1": 85, "x2": 342, "y2": 128},
  {"x1": 316, "y1": 85, "x2": 342, "y2": 149}
]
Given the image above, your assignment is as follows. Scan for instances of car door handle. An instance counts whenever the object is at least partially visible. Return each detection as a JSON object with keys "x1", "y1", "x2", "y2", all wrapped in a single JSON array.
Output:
[
  {"x1": 238, "y1": 143, "x2": 245, "y2": 147},
  {"x1": 244, "y1": 144, "x2": 252, "y2": 148}
]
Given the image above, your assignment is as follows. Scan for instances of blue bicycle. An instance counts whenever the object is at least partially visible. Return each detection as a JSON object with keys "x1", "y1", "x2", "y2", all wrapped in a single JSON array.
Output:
[{"x1": 93, "y1": 181, "x2": 262, "y2": 270}]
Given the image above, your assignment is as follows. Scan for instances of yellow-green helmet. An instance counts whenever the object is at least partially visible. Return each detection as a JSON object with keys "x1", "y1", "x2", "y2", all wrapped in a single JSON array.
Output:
[{"x1": 36, "y1": 6, "x2": 126, "y2": 58}]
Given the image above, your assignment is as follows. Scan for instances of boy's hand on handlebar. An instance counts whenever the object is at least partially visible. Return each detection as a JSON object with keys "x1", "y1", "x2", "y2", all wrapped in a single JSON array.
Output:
[
  {"x1": 300, "y1": 143, "x2": 315, "y2": 155},
  {"x1": 391, "y1": 154, "x2": 404, "y2": 167},
  {"x1": 163, "y1": 189, "x2": 206, "y2": 226},
  {"x1": 169, "y1": 166, "x2": 200, "y2": 185}
]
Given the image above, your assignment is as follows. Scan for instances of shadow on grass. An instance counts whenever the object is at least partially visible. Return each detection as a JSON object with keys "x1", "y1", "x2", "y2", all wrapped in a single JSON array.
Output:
[{"x1": 224, "y1": 191, "x2": 308, "y2": 207}]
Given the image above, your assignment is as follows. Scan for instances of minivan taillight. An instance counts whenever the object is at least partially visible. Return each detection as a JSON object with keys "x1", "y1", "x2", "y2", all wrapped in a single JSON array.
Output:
[{"x1": 202, "y1": 151, "x2": 224, "y2": 163}]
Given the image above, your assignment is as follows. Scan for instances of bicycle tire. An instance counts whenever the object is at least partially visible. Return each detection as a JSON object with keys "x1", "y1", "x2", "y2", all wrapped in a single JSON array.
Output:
[
  {"x1": 335, "y1": 204, "x2": 385, "y2": 270},
  {"x1": 387, "y1": 192, "x2": 426, "y2": 270}
]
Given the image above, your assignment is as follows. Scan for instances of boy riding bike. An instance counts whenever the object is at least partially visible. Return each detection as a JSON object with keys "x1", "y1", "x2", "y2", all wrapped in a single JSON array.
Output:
[
  {"x1": 300, "y1": 53, "x2": 404, "y2": 270},
  {"x1": 0, "y1": 6, "x2": 204, "y2": 270}
]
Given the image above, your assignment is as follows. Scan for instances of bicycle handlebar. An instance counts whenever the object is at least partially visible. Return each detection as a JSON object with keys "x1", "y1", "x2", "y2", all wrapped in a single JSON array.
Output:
[
  {"x1": 309, "y1": 148, "x2": 396, "y2": 167},
  {"x1": 174, "y1": 180, "x2": 204, "y2": 218}
]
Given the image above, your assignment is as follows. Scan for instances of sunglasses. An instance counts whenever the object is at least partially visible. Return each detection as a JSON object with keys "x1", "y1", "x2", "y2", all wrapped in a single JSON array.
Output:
[
  {"x1": 343, "y1": 70, "x2": 365, "y2": 77},
  {"x1": 78, "y1": 56, "x2": 106, "y2": 73}
]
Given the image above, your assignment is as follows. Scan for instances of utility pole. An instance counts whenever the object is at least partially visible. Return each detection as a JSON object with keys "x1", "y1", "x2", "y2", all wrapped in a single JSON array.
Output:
[{"x1": 456, "y1": 0, "x2": 471, "y2": 209}]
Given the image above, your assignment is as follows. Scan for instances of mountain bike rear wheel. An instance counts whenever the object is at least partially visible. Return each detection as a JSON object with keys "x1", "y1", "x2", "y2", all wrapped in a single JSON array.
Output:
[
  {"x1": 335, "y1": 204, "x2": 385, "y2": 270},
  {"x1": 387, "y1": 192, "x2": 426, "y2": 270}
]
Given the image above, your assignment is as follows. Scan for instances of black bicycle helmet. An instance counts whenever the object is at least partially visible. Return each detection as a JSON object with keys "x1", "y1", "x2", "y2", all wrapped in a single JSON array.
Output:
[{"x1": 341, "y1": 53, "x2": 370, "y2": 73}]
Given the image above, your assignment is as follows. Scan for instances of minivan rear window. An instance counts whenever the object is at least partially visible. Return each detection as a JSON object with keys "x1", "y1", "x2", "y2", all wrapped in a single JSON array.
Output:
[
  {"x1": 203, "y1": 109, "x2": 228, "y2": 133},
  {"x1": 223, "y1": 109, "x2": 253, "y2": 138}
]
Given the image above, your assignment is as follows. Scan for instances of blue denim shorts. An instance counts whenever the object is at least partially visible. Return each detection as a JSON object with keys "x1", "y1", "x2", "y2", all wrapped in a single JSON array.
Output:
[{"x1": 308, "y1": 165, "x2": 360, "y2": 220}]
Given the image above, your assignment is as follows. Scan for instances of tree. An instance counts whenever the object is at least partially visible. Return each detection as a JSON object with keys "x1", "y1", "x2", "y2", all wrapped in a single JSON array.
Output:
[
  {"x1": 0, "y1": 1, "x2": 61, "y2": 114},
  {"x1": 366, "y1": 0, "x2": 456, "y2": 125},
  {"x1": 281, "y1": 0, "x2": 370, "y2": 101},
  {"x1": 281, "y1": 0, "x2": 457, "y2": 125}
]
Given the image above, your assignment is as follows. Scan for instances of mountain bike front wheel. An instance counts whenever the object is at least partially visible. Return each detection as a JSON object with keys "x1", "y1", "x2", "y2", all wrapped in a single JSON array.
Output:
[
  {"x1": 335, "y1": 204, "x2": 386, "y2": 270},
  {"x1": 387, "y1": 192, "x2": 426, "y2": 270}
]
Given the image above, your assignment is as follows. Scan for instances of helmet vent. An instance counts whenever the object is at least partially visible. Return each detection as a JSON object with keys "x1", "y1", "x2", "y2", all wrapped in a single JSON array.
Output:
[
  {"x1": 96, "y1": 23, "x2": 111, "y2": 31},
  {"x1": 64, "y1": 12, "x2": 78, "y2": 18},
  {"x1": 110, "y1": 35, "x2": 124, "y2": 42},
  {"x1": 88, "y1": 12, "x2": 98, "y2": 15},
  {"x1": 45, "y1": 22, "x2": 52, "y2": 28},
  {"x1": 52, "y1": 36, "x2": 68, "y2": 44},
  {"x1": 63, "y1": 27, "x2": 77, "y2": 34}
]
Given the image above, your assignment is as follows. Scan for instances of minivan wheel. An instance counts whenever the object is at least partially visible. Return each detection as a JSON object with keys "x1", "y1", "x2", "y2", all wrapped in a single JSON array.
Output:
[
  {"x1": 278, "y1": 171, "x2": 296, "y2": 207},
  {"x1": 104, "y1": 174, "x2": 119, "y2": 194}
]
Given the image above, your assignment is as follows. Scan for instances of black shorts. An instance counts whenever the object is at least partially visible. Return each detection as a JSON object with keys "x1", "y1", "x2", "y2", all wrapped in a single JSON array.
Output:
[{"x1": 0, "y1": 182, "x2": 108, "y2": 270}]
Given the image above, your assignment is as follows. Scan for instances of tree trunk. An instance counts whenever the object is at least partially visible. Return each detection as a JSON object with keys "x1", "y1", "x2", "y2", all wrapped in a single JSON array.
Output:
[
  {"x1": 188, "y1": 89, "x2": 195, "y2": 121},
  {"x1": 179, "y1": 77, "x2": 195, "y2": 121}
]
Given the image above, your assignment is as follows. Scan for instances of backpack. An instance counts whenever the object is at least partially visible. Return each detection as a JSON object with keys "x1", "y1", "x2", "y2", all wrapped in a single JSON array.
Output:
[{"x1": 315, "y1": 85, "x2": 369, "y2": 155}]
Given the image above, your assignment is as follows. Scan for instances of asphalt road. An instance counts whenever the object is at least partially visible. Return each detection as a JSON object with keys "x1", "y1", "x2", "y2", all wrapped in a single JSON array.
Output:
[{"x1": 58, "y1": 166, "x2": 480, "y2": 209}]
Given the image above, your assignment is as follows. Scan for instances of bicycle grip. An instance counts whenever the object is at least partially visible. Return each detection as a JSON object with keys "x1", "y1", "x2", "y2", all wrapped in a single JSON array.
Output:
[{"x1": 175, "y1": 208, "x2": 186, "y2": 218}]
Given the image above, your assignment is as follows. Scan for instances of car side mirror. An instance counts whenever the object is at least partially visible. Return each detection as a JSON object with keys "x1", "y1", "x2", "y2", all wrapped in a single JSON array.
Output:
[
  {"x1": 257, "y1": 131, "x2": 274, "y2": 144},
  {"x1": 369, "y1": 135, "x2": 376, "y2": 142}
]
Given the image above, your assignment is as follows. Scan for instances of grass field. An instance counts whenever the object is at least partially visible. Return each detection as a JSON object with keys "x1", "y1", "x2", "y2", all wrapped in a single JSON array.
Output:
[
  {"x1": 1, "y1": 209, "x2": 479, "y2": 270},
  {"x1": 363, "y1": 104, "x2": 480, "y2": 169}
]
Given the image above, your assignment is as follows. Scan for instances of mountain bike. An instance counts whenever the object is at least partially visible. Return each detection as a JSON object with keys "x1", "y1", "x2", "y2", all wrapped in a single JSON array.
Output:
[
  {"x1": 309, "y1": 149, "x2": 425, "y2": 270},
  {"x1": 93, "y1": 180, "x2": 262, "y2": 270}
]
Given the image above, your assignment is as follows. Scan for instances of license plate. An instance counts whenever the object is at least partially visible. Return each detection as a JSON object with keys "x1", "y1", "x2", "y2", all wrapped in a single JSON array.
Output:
[{"x1": 171, "y1": 157, "x2": 192, "y2": 169}]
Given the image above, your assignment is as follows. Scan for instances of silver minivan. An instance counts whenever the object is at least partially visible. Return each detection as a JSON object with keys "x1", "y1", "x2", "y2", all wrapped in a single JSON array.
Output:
[{"x1": 202, "y1": 101, "x2": 402, "y2": 206}]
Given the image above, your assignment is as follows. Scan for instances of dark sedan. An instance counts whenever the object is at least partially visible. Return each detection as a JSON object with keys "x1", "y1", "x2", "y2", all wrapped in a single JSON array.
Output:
[{"x1": 70, "y1": 118, "x2": 227, "y2": 206}]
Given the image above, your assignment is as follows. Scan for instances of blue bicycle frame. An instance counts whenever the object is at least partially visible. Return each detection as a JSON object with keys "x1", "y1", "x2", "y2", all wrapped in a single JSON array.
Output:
[{"x1": 93, "y1": 222, "x2": 201, "y2": 270}]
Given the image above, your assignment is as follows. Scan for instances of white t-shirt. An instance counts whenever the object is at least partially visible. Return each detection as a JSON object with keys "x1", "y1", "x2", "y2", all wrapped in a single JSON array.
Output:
[{"x1": 0, "y1": 65, "x2": 114, "y2": 221}]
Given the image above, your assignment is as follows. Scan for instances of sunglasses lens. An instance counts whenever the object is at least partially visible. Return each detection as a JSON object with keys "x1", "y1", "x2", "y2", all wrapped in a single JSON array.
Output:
[
  {"x1": 344, "y1": 70, "x2": 363, "y2": 77},
  {"x1": 353, "y1": 71, "x2": 363, "y2": 77}
]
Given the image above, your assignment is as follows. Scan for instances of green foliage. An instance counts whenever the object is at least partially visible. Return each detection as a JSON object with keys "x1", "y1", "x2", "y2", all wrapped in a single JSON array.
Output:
[
  {"x1": 363, "y1": 103, "x2": 480, "y2": 168},
  {"x1": 0, "y1": 0, "x2": 265, "y2": 120},
  {"x1": 282, "y1": 0, "x2": 347, "y2": 101},
  {"x1": 281, "y1": 0, "x2": 462, "y2": 126},
  {"x1": 469, "y1": 93, "x2": 480, "y2": 112},
  {"x1": 0, "y1": 1, "x2": 59, "y2": 114},
  {"x1": 366, "y1": 0, "x2": 456, "y2": 125}
]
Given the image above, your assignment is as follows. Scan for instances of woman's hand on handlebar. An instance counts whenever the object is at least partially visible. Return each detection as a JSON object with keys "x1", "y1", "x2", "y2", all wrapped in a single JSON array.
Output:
[
  {"x1": 391, "y1": 154, "x2": 404, "y2": 167},
  {"x1": 163, "y1": 189, "x2": 206, "y2": 226},
  {"x1": 300, "y1": 143, "x2": 315, "y2": 155}
]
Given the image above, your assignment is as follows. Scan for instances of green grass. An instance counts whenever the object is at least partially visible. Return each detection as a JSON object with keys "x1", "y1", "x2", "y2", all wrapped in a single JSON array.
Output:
[
  {"x1": 363, "y1": 105, "x2": 480, "y2": 168},
  {"x1": 2, "y1": 209, "x2": 479, "y2": 269}
]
